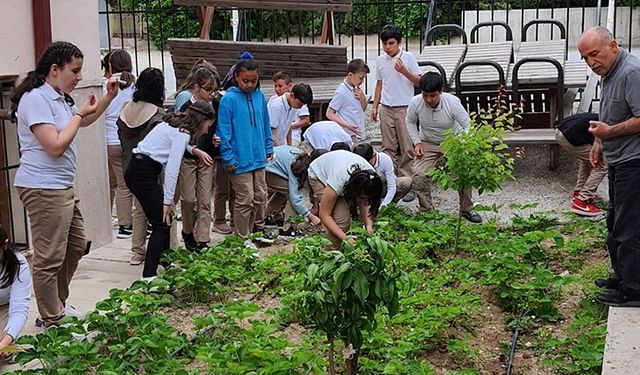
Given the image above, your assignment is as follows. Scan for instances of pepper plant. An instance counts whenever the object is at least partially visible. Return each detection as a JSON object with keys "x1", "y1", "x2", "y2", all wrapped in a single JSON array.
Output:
[{"x1": 296, "y1": 236, "x2": 406, "y2": 374}]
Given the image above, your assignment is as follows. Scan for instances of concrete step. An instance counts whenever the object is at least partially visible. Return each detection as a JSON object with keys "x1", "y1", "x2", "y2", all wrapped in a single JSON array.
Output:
[{"x1": 602, "y1": 307, "x2": 640, "y2": 374}]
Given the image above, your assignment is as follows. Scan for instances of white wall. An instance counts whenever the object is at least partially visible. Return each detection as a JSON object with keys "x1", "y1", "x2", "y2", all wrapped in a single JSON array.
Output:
[{"x1": 0, "y1": 0, "x2": 112, "y2": 248}]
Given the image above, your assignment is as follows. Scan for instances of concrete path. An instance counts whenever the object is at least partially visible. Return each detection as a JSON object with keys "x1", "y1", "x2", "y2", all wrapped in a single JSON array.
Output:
[{"x1": 602, "y1": 307, "x2": 640, "y2": 375}]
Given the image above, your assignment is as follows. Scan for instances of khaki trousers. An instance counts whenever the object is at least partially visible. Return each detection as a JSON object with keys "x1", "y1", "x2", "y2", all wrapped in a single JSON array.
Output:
[
  {"x1": 555, "y1": 130, "x2": 608, "y2": 201},
  {"x1": 265, "y1": 172, "x2": 297, "y2": 224},
  {"x1": 309, "y1": 177, "x2": 351, "y2": 248},
  {"x1": 18, "y1": 187, "x2": 86, "y2": 326},
  {"x1": 388, "y1": 176, "x2": 413, "y2": 203},
  {"x1": 212, "y1": 159, "x2": 235, "y2": 225},
  {"x1": 229, "y1": 169, "x2": 267, "y2": 238},
  {"x1": 379, "y1": 105, "x2": 414, "y2": 178},
  {"x1": 131, "y1": 197, "x2": 148, "y2": 256},
  {"x1": 413, "y1": 141, "x2": 473, "y2": 212},
  {"x1": 180, "y1": 159, "x2": 214, "y2": 242},
  {"x1": 107, "y1": 145, "x2": 133, "y2": 226}
]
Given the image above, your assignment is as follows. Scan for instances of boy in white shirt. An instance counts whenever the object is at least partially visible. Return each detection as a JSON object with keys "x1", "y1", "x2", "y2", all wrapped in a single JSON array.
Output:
[
  {"x1": 327, "y1": 59, "x2": 369, "y2": 145},
  {"x1": 371, "y1": 24, "x2": 421, "y2": 179},
  {"x1": 267, "y1": 82, "x2": 313, "y2": 146},
  {"x1": 353, "y1": 143, "x2": 412, "y2": 206},
  {"x1": 269, "y1": 71, "x2": 311, "y2": 146}
]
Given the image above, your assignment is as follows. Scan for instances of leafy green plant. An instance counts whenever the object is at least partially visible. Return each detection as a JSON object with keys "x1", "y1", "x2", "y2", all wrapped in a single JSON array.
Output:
[{"x1": 296, "y1": 236, "x2": 405, "y2": 374}]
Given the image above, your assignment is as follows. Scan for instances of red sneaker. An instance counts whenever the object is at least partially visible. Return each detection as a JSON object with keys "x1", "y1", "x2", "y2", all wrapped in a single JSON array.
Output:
[
  {"x1": 571, "y1": 197, "x2": 602, "y2": 216},
  {"x1": 573, "y1": 190, "x2": 580, "y2": 199}
]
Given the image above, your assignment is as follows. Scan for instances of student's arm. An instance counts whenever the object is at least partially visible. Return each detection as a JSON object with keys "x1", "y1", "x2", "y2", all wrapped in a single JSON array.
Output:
[
  {"x1": 271, "y1": 128, "x2": 281, "y2": 146},
  {"x1": 80, "y1": 80, "x2": 118, "y2": 127},
  {"x1": 451, "y1": 99, "x2": 471, "y2": 133},
  {"x1": 326, "y1": 107, "x2": 360, "y2": 136},
  {"x1": 394, "y1": 56, "x2": 421, "y2": 86},
  {"x1": 2, "y1": 256, "x2": 31, "y2": 348},
  {"x1": 163, "y1": 133, "x2": 191, "y2": 206},
  {"x1": 287, "y1": 173, "x2": 313, "y2": 220},
  {"x1": 217, "y1": 99, "x2": 237, "y2": 170},
  {"x1": 355, "y1": 86, "x2": 368, "y2": 110},
  {"x1": 319, "y1": 186, "x2": 353, "y2": 244},
  {"x1": 290, "y1": 115, "x2": 309, "y2": 129},
  {"x1": 405, "y1": 98, "x2": 422, "y2": 155},
  {"x1": 381, "y1": 158, "x2": 397, "y2": 207},
  {"x1": 286, "y1": 127, "x2": 292, "y2": 146},
  {"x1": 358, "y1": 199, "x2": 373, "y2": 234},
  {"x1": 371, "y1": 80, "x2": 382, "y2": 122},
  {"x1": 262, "y1": 95, "x2": 274, "y2": 157}
]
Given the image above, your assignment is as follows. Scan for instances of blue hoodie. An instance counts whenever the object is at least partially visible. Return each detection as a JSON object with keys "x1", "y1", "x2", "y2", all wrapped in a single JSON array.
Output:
[{"x1": 218, "y1": 86, "x2": 273, "y2": 174}]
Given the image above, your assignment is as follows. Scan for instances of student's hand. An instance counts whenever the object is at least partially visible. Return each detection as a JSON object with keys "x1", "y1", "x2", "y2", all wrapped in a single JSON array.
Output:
[
  {"x1": 194, "y1": 148, "x2": 213, "y2": 166},
  {"x1": 590, "y1": 138, "x2": 605, "y2": 168},
  {"x1": 163, "y1": 205, "x2": 174, "y2": 225},
  {"x1": 413, "y1": 143, "x2": 424, "y2": 157},
  {"x1": 212, "y1": 135, "x2": 221, "y2": 147},
  {"x1": 345, "y1": 237, "x2": 357, "y2": 247},
  {"x1": 308, "y1": 213, "x2": 321, "y2": 226},
  {"x1": 105, "y1": 79, "x2": 119, "y2": 98},
  {"x1": 0, "y1": 333, "x2": 14, "y2": 359},
  {"x1": 77, "y1": 94, "x2": 98, "y2": 119},
  {"x1": 226, "y1": 164, "x2": 237, "y2": 173},
  {"x1": 344, "y1": 123, "x2": 361, "y2": 137},
  {"x1": 371, "y1": 106, "x2": 378, "y2": 122},
  {"x1": 589, "y1": 120, "x2": 613, "y2": 140},
  {"x1": 365, "y1": 222, "x2": 374, "y2": 234},
  {"x1": 394, "y1": 58, "x2": 408, "y2": 74},
  {"x1": 354, "y1": 86, "x2": 365, "y2": 101},
  {"x1": 267, "y1": 153, "x2": 275, "y2": 162}
]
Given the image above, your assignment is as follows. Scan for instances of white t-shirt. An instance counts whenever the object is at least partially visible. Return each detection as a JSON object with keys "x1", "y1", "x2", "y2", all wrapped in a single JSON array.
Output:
[
  {"x1": 303, "y1": 121, "x2": 353, "y2": 150},
  {"x1": 133, "y1": 122, "x2": 191, "y2": 205},
  {"x1": 105, "y1": 83, "x2": 134, "y2": 145},
  {"x1": 406, "y1": 92, "x2": 471, "y2": 145},
  {"x1": 375, "y1": 49, "x2": 421, "y2": 107},
  {"x1": 268, "y1": 94, "x2": 309, "y2": 144},
  {"x1": 328, "y1": 80, "x2": 366, "y2": 140},
  {"x1": 268, "y1": 94, "x2": 298, "y2": 146},
  {"x1": 308, "y1": 150, "x2": 373, "y2": 195},
  {"x1": 15, "y1": 82, "x2": 78, "y2": 189},
  {"x1": 373, "y1": 152, "x2": 397, "y2": 206}
]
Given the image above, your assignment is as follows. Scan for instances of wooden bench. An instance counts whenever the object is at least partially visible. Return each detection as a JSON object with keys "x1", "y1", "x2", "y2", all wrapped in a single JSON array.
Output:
[{"x1": 174, "y1": 0, "x2": 352, "y2": 12}]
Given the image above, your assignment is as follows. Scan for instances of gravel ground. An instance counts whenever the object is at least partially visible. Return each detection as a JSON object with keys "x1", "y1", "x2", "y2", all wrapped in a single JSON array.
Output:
[{"x1": 362, "y1": 107, "x2": 609, "y2": 224}]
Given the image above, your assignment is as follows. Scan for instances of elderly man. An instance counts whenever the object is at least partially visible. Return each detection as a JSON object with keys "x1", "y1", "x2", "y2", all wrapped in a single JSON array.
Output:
[
  {"x1": 578, "y1": 26, "x2": 640, "y2": 307},
  {"x1": 405, "y1": 72, "x2": 481, "y2": 223}
]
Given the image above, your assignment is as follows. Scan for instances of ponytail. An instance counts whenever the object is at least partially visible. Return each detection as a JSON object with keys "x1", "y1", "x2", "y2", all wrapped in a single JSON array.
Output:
[
  {"x1": 0, "y1": 223, "x2": 21, "y2": 289},
  {"x1": 343, "y1": 167, "x2": 383, "y2": 219},
  {"x1": 291, "y1": 149, "x2": 328, "y2": 190}
]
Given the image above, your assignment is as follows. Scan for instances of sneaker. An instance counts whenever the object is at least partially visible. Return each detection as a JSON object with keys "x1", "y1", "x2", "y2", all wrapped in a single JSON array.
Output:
[
  {"x1": 573, "y1": 190, "x2": 580, "y2": 199},
  {"x1": 595, "y1": 277, "x2": 621, "y2": 289},
  {"x1": 571, "y1": 197, "x2": 602, "y2": 217},
  {"x1": 182, "y1": 231, "x2": 197, "y2": 252},
  {"x1": 212, "y1": 222, "x2": 232, "y2": 234},
  {"x1": 596, "y1": 288, "x2": 640, "y2": 307},
  {"x1": 141, "y1": 275, "x2": 157, "y2": 283},
  {"x1": 461, "y1": 210, "x2": 483, "y2": 223},
  {"x1": 402, "y1": 190, "x2": 416, "y2": 202},
  {"x1": 116, "y1": 225, "x2": 133, "y2": 239},
  {"x1": 279, "y1": 227, "x2": 302, "y2": 237},
  {"x1": 195, "y1": 242, "x2": 209, "y2": 252},
  {"x1": 64, "y1": 305, "x2": 85, "y2": 319},
  {"x1": 243, "y1": 239, "x2": 260, "y2": 258},
  {"x1": 130, "y1": 253, "x2": 145, "y2": 266},
  {"x1": 264, "y1": 215, "x2": 285, "y2": 227}
]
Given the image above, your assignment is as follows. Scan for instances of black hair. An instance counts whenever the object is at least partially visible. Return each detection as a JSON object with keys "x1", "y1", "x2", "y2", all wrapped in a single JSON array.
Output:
[
  {"x1": 352, "y1": 143, "x2": 374, "y2": 161},
  {"x1": 0, "y1": 222, "x2": 22, "y2": 289},
  {"x1": 330, "y1": 142, "x2": 351, "y2": 151},
  {"x1": 133, "y1": 67, "x2": 165, "y2": 107},
  {"x1": 272, "y1": 71, "x2": 291, "y2": 83},
  {"x1": 291, "y1": 83, "x2": 313, "y2": 106},
  {"x1": 291, "y1": 149, "x2": 329, "y2": 200},
  {"x1": 163, "y1": 101, "x2": 215, "y2": 144},
  {"x1": 347, "y1": 59, "x2": 370, "y2": 74},
  {"x1": 380, "y1": 24, "x2": 402, "y2": 43},
  {"x1": 12, "y1": 41, "x2": 84, "y2": 112},
  {"x1": 108, "y1": 49, "x2": 135, "y2": 89},
  {"x1": 234, "y1": 59, "x2": 259, "y2": 75},
  {"x1": 101, "y1": 50, "x2": 113, "y2": 72},
  {"x1": 343, "y1": 167, "x2": 383, "y2": 219},
  {"x1": 419, "y1": 72, "x2": 444, "y2": 93}
]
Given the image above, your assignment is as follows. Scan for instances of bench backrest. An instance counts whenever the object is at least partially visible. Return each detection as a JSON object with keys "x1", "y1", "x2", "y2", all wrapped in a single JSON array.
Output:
[
  {"x1": 168, "y1": 38, "x2": 347, "y2": 86},
  {"x1": 174, "y1": 0, "x2": 352, "y2": 12}
]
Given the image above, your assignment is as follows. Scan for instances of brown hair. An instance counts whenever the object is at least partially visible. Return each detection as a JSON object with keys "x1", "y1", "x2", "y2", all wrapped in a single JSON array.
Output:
[
  {"x1": 109, "y1": 49, "x2": 135, "y2": 89},
  {"x1": 178, "y1": 58, "x2": 218, "y2": 91},
  {"x1": 291, "y1": 149, "x2": 328, "y2": 190},
  {"x1": 163, "y1": 101, "x2": 215, "y2": 144}
]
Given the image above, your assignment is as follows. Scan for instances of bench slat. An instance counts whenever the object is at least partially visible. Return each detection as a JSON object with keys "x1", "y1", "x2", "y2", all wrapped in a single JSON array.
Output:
[
  {"x1": 174, "y1": 0, "x2": 352, "y2": 12},
  {"x1": 503, "y1": 128, "x2": 557, "y2": 144}
]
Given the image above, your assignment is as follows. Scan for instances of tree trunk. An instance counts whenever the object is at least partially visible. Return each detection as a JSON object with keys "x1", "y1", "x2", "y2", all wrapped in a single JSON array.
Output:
[
  {"x1": 345, "y1": 350, "x2": 359, "y2": 375},
  {"x1": 455, "y1": 196, "x2": 463, "y2": 251},
  {"x1": 328, "y1": 336, "x2": 336, "y2": 375}
]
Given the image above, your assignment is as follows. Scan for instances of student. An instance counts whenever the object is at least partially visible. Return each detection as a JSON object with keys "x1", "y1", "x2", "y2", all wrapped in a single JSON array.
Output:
[
  {"x1": 353, "y1": 143, "x2": 412, "y2": 206},
  {"x1": 265, "y1": 146, "x2": 322, "y2": 236},
  {"x1": 217, "y1": 58, "x2": 273, "y2": 248},
  {"x1": 117, "y1": 67, "x2": 166, "y2": 265},
  {"x1": 174, "y1": 65, "x2": 221, "y2": 252},
  {"x1": 299, "y1": 120, "x2": 353, "y2": 152},
  {"x1": 327, "y1": 58, "x2": 370, "y2": 144},
  {"x1": 555, "y1": 112, "x2": 607, "y2": 216},
  {"x1": 307, "y1": 150, "x2": 383, "y2": 247},
  {"x1": 371, "y1": 24, "x2": 421, "y2": 179},
  {"x1": 270, "y1": 71, "x2": 311, "y2": 147},
  {"x1": 125, "y1": 101, "x2": 215, "y2": 280},
  {"x1": 11, "y1": 41, "x2": 117, "y2": 327},
  {"x1": 103, "y1": 49, "x2": 136, "y2": 239},
  {"x1": 0, "y1": 223, "x2": 31, "y2": 354},
  {"x1": 268, "y1": 83, "x2": 313, "y2": 146}
]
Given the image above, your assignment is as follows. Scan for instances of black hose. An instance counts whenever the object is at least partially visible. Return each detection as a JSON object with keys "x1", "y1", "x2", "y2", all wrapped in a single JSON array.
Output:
[{"x1": 505, "y1": 310, "x2": 526, "y2": 375}]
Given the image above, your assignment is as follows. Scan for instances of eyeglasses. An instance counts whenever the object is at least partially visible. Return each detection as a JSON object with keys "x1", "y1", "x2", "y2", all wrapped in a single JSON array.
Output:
[{"x1": 201, "y1": 86, "x2": 218, "y2": 95}]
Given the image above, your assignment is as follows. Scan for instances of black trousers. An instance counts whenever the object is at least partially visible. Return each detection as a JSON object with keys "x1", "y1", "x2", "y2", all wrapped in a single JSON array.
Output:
[
  {"x1": 606, "y1": 158, "x2": 640, "y2": 294},
  {"x1": 125, "y1": 154, "x2": 171, "y2": 278}
]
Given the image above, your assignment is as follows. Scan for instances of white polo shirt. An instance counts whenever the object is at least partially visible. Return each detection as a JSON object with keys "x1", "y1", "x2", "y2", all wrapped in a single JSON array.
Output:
[
  {"x1": 406, "y1": 92, "x2": 471, "y2": 145},
  {"x1": 375, "y1": 49, "x2": 421, "y2": 107},
  {"x1": 328, "y1": 80, "x2": 366, "y2": 140},
  {"x1": 303, "y1": 121, "x2": 353, "y2": 150},
  {"x1": 373, "y1": 151, "x2": 397, "y2": 206},
  {"x1": 308, "y1": 150, "x2": 373, "y2": 195},
  {"x1": 15, "y1": 82, "x2": 78, "y2": 189},
  {"x1": 105, "y1": 82, "x2": 134, "y2": 145},
  {"x1": 291, "y1": 104, "x2": 309, "y2": 143},
  {"x1": 268, "y1": 94, "x2": 298, "y2": 146}
]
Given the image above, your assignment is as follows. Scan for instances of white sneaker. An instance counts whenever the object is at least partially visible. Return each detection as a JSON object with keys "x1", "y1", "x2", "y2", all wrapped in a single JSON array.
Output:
[
  {"x1": 243, "y1": 239, "x2": 260, "y2": 258},
  {"x1": 141, "y1": 275, "x2": 157, "y2": 283},
  {"x1": 64, "y1": 305, "x2": 85, "y2": 319}
]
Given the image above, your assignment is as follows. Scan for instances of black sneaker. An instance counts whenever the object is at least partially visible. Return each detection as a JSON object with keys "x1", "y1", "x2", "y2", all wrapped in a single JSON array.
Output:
[
  {"x1": 195, "y1": 242, "x2": 209, "y2": 253},
  {"x1": 595, "y1": 278, "x2": 621, "y2": 289},
  {"x1": 402, "y1": 190, "x2": 416, "y2": 202},
  {"x1": 117, "y1": 225, "x2": 133, "y2": 239},
  {"x1": 596, "y1": 288, "x2": 640, "y2": 307},
  {"x1": 182, "y1": 231, "x2": 197, "y2": 252},
  {"x1": 279, "y1": 227, "x2": 302, "y2": 237},
  {"x1": 264, "y1": 215, "x2": 285, "y2": 227},
  {"x1": 461, "y1": 210, "x2": 483, "y2": 223}
]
